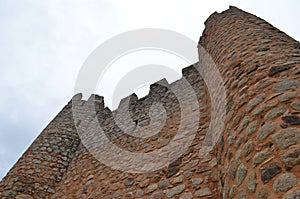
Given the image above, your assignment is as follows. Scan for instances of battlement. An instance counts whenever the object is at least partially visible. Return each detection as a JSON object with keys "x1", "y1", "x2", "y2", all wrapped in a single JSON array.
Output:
[{"x1": 1, "y1": 6, "x2": 300, "y2": 199}]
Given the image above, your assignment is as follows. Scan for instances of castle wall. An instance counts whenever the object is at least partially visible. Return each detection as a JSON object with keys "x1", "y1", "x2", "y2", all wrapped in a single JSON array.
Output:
[
  {"x1": 1, "y1": 6, "x2": 299, "y2": 199},
  {"x1": 199, "y1": 6, "x2": 300, "y2": 199},
  {"x1": 0, "y1": 102, "x2": 81, "y2": 198}
]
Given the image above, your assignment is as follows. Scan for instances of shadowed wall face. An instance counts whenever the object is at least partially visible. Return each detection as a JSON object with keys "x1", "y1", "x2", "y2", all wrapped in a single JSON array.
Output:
[{"x1": 0, "y1": 6, "x2": 300, "y2": 199}]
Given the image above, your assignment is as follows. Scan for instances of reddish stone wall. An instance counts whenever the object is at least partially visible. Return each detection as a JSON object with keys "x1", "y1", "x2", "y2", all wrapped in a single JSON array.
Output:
[
  {"x1": 199, "y1": 6, "x2": 300, "y2": 199},
  {"x1": 0, "y1": 6, "x2": 299, "y2": 199}
]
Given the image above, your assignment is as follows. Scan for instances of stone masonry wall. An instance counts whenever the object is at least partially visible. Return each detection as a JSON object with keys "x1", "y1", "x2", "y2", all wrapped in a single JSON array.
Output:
[
  {"x1": 199, "y1": 6, "x2": 300, "y2": 199},
  {"x1": 0, "y1": 6, "x2": 299, "y2": 199}
]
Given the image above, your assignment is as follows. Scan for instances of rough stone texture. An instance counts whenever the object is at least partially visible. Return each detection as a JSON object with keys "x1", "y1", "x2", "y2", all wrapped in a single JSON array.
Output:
[
  {"x1": 272, "y1": 128, "x2": 300, "y2": 149},
  {"x1": 273, "y1": 173, "x2": 298, "y2": 192},
  {"x1": 252, "y1": 149, "x2": 270, "y2": 168},
  {"x1": 281, "y1": 147, "x2": 300, "y2": 168},
  {"x1": 261, "y1": 163, "x2": 282, "y2": 183},
  {"x1": 1, "y1": 6, "x2": 300, "y2": 199}
]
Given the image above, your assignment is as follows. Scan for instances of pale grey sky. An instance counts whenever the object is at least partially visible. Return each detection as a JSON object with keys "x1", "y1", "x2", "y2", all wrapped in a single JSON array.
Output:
[{"x1": 0, "y1": 0, "x2": 299, "y2": 180}]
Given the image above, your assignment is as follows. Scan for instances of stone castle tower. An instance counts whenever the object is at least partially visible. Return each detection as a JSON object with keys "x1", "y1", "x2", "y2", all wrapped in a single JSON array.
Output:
[{"x1": 1, "y1": 6, "x2": 300, "y2": 199}]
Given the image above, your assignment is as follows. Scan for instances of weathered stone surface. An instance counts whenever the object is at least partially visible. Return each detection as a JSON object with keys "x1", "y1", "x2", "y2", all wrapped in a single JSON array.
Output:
[
  {"x1": 264, "y1": 106, "x2": 286, "y2": 120},
  {"x1": 283, "y1": 189, "x2": 300, "y2": 199},
  {"x1": 229, "y1": 160, "x2": 236, "y2": 180},
  {"x1": 241, "y1": 140, "x2": 254, "y2": 157},
  {"x1": 272, "y1": 128, "x2": 300, "y2": 149},
  {"x1": 135, "y1": 189, "x2": 144, "y2": 198},
  {"x1": 246, "y1": 120, "x2": 258, "y2": 136},
  {"x1": 282, "y1": 116, "x2": 300, "y2": 125},
  {"x1": 245, "y1": 172, "x2": 257, "y2": 194},
  {"x1": 149, "y1": 191, "x2": 162, "y2": 199},
  {"x1": 272, "y1": 79, "x2": 300, "y2": 93},
  {"x1": 124, "y1": 178, "x2": 135, "y2": 187},
  {"x1": 291, "y1": 100, "x2": 300, "y2": 110},
  {"x1": 158, "y1": 180, "x2": 170, "y2": 189},
  {"x1": 278, "y1": 92, "x2": 296, "y2": 102},
  {"x1": 269, "y1": 65, "x2": 292, "y2": 77},
  {"x1": 273, "y1": 173, "x2": 297, "y2": 192},
  {"x1": 236, "y1": 163, "x2": 247, "y2": 185},
  {"x1": 191, "y1": 178, "x2": 203, "y2": 189},
  {"x1": 252, "y1": 149, "x2": 271, "y2": 167},
  {"x1": 166, "y1": 167, "x2": 179, "y2": 178},
  {"x1": 195, "y1": 187, "x2": 212, "y2": 197},
  {"x1": 246, "y1": 94, "x2": 266, "y2": 112},
  {"x1": 261, "y1": 163, "x2": 282, "y2": 183},
  {"x1": 163, "y1": 184, "x2": 185, "y2": 198},
  {"x1": 257, "y1": 122, "x2": 276, "y2": 141},
  {"x1": 257, "y1": 188, "x2": 269, "y2": 199},
  {"x1": 180, "y1": 192, "x2": 193, "y2": 199},
  {"x1": 229, "y1": 185, "x2": 237, "y2": 199},
  {"x1": 145, "y1": 184, "x2": 158, "y2": 194},
  {"x1": 281, "y1": 147, "x2": 300, "y2": 168}
]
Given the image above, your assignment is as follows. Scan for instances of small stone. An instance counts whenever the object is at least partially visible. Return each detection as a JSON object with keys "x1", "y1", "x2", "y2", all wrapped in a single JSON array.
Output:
[
  {"x1": 261, "y1": 163, "x2": 282, "y2": 183},
  {"x1": 269, "y1": 65, "x2": 292, "y2": 77},
  {"x1": 139, "y1": 179, "x2": 150, "y2": 188},
  {"x1": 195, "y1": 187, "x2": 212, "y2": 197},
  {"x1": 170, "y1": 175, "x2": 183, "y2": 184},
  {"x1": 158, "y1": 180, "x2": 170, "y2": 189},
  {"x1": 180, "y1": 192, "x2": 193, "y2": 199},
  {"x1": 291, "y1": 100, "x2": 300, "y2": 110},
  {"x1": 236, "y1": 163, "x2": 247, "y2": 185},
  {"x1": 257, "y1": 188, "x2": 269, "y2": 199},
  {"x1": 163, "y1": 184, "x2": 185, "y2": 198},
  {"x1": 135, "y1": 190, "x2": 144, "y2": 198},
  {"x1": 241, "y1": 140, "x2": 254, "y2": 157},
  {"x1": 229, "y1": 160, "x2": 236, "y2": 180},
  {"x1": 273, "y1": 173, "x2": 297, "y2": 192},
  {"x1": 209, "y1": 158, "x2": 217, "y2": 167},
  {"x1": 196, "y1": 165, "x2": 210, "y2": 173},
  {"x1": 282, "y1": 116, "x2": 300, "y2": 125},
  {"x1": 246, "y1": 94, "x2": 266, "y2": 112},
  {"x1": 272, "y1": 128, "x2": 300, "y2": 149},
  {"x1": 281, "y1": 147, "x2": 300, "y2": 168},
  {"x1": 124, "y1": 177, "x2": 135, "y2": 187},
  {"x1": 283, "y1": 188, "x2": 300, "y2": 199},
  {"x1": 191, "y1": 178, "x2": 203, "y2": 189},
  {"x1": 264, "y1": 106, "x2": 286, "y2": 120},
  {"x1": 278, "y1": 92, "x2": 296, "y2": 102},
  {"x1": 252, "y1": 149, "x2": 271, "y2": 167},
  {"x1": 272, "y1": 79, "x2": 300, "y2": 93},
  {"x1": 229, "y1": 185, "x2": 237, "y2": 199},
  {"x1": 166, "y1": 167, "x2": 179, "y2": 178},
  {"x1": 145, "y1": 184, "x2": 158, "y2": 194},
  {"x1": 257, "y1": 122, "x2": 276, "y2": 141},
  {"x1": 149, "y1": 191, "x2": 162, "y2": 199},
  {"x1": 246, "y1": 120, "x2": 258, "y2": 136},
  {"x1": 245, "y1": 172, "x2": 257, "y2": 194}
]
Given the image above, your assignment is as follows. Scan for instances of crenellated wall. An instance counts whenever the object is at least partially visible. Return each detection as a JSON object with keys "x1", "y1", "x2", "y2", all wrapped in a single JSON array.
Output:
[{"x1": 0, "y1": 6, "x2": 299, "y2": 199}]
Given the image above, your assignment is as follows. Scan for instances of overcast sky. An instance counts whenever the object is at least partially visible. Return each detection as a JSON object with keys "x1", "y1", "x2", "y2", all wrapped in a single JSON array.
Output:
[{"x1": 0, "y1": 0, "x2": 299, "y2": 180}]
